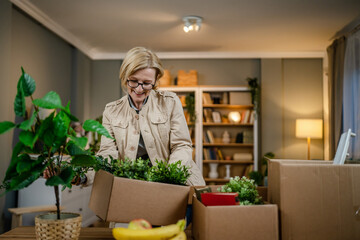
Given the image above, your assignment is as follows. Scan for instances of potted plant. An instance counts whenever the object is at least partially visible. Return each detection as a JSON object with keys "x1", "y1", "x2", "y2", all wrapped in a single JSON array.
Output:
[
  {"x1": 246, "y1": 77, "x2": 260, "y2": 115},
  {"x1": 0, "y1": 68, "x2": 113, "y2": 239}
]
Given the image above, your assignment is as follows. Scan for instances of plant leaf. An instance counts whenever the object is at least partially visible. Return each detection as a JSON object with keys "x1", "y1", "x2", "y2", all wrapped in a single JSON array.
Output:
[
  {"x1": 61, "y1": 101, "x2": 78, "y2": 122},
  {"x1": 4, "y1": 143, "x2": 24, "y2": 181},
  {"x1": 14, "y1": 80, "x2": 26, "y2": 117},
  {"x1": 9, "y1": 172, "x2": 39, "y2": 191},
  {"x1": 45, "y1": 166, "x2": 74, "y2": 187},
  {"x1": 83, "y1": 119, "x2": 114, "y2": 140},
  {"x1": 45, "y1": 176, "x2": 63, "y2": 186},
  {"x1": 33, "y1": 91, "x2": 62, "y2": 109},
  {"x1": 19, "y1": 131, "x2": 36, "y2": 148},
  {"x1": 19, "y1": 110, "x2": 38, "y2": 131},
  {"x1": 52, "y1": 111, "x2": 70, "y2": 148},
  {"x1": 66, "y1": 141, "x2": 89, "y2": 155},
  {"x1": 71, "y1": 155, "x2": 97, "y2": 167},
  {"x1": 0, "y1": 121, "x2": 16, "y2": 134},
  {"x1": 16, "y1": 158, "x2": 33, "y2": 173},
  {"x1": 68, "y1": 136, "x2": 88, "y2": 149},
  {"x1": 20, "y1": 70, "x2": 36, "y2": 97},
  {"x1": 59, "y1": 166, "x2": 74, "y2": 184}
]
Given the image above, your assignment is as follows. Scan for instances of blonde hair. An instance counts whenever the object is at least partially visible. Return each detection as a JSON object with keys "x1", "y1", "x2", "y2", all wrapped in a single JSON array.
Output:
[{"x1": 119, "y1": 47, "x2": 164, "y2": 91}]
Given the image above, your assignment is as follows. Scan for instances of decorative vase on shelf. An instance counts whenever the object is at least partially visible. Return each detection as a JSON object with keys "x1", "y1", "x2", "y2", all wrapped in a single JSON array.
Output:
[
  {"x1": 222, "y1": 131, "x2": 231, "y2": 144},
  {"x1": 208, "y1": 163, "x2": 219, "y2": 179},
  {"x1": 224, "y1": 164, "x2": 231, "y2": 179}
]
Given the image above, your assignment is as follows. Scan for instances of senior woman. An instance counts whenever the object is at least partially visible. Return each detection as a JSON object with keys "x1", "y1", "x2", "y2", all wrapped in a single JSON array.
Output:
[{"x1": 86, "y1": 47, "x2": 205, "y2": 186}]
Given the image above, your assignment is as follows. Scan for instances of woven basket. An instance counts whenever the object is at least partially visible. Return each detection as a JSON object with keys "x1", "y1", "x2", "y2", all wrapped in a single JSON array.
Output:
[{"x1": 35, "y1": 212, "x2": 82, "y2": 240}]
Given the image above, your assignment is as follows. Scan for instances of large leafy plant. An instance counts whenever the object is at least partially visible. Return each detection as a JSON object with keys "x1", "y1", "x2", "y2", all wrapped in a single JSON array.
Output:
[{"x1": 0, "y1": 68, "x2": 114, "y2": 219}]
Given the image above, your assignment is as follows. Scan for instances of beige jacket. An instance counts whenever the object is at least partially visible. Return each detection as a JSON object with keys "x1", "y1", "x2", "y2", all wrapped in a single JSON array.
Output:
[{"x1": 88, "y1": 90, "x2": 205, "y2": 186}]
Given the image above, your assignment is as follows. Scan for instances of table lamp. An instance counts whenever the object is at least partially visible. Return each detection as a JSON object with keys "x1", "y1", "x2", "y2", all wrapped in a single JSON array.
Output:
[{"x1": 295, "y1": 119, "x2": 323, "y2": 160}]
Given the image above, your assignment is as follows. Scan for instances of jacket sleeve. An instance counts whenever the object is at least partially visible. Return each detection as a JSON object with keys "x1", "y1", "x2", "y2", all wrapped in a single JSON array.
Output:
[
  {"x1": 96, "y1": 106, "x2": 119, "y2": 160},
  {"x1": 167, "y1": 96, "x2": 205, "y2": 186},
  {"x1": 85, "y1": 106, "x2": 118, "y2": 186}
]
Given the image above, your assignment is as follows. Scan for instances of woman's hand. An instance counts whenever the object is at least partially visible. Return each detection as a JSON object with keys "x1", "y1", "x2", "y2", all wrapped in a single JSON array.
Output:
[{"x1": 43, "y1": 168, "x2": 51, "y2": 179}]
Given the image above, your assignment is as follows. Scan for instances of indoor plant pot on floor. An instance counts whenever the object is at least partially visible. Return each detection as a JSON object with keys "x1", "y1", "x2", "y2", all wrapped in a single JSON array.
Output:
[{"x1": 0, "y1": 68, "x2": 113, "y2": 239}]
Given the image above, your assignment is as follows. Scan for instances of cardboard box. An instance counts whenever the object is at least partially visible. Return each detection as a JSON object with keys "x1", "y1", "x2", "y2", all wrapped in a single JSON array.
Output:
[
  {"x1": 268, "y1": 159, "x2": 360, "y2": 240},
  {"x1": 192, "y1": 196, "x2": 278, "y2": 240},
  {"x1": 89, "y1": 170, "x2": 190, "y2": 225}
]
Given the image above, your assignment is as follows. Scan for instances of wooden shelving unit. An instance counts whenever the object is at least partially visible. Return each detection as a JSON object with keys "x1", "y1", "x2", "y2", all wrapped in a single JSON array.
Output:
[{"x1": 160, "y1": 85, "x2": 259, "y2": 182}]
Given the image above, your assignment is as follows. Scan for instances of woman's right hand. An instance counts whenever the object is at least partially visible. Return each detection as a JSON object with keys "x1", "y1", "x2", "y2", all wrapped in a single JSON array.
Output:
[{"x1": 43, "y1": 168, "x2": 51, "y2": 179}]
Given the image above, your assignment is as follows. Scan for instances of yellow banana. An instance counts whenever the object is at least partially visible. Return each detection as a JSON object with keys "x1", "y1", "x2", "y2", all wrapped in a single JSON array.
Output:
[
  {"x1": 113, "y1": 220, "x2": 185, "y2": 240},
  {"x1": 169, "y1": 231, "x2": 187, "y2": 240}
]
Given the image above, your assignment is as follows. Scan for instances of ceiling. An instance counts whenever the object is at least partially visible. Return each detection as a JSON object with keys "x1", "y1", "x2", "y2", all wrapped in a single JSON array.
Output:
[{"x1": 11, "y1": 0, "x2": 360, "y2": 59}]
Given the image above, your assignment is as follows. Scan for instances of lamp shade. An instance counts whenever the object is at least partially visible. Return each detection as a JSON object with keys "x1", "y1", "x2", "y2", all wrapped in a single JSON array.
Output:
[{"x1": 296, "y1": 119, "x2": 323, "y2": 139}]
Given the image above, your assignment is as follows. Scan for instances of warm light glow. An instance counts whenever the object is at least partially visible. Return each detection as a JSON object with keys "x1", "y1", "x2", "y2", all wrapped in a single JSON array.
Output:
[
  {"x1": 296, "y1": 119, "x2": 323, "y2": 139},
  {"x1": 182, "y1": 16, "x2": 202, "y2": 33},
  {"x1": 228, "y1": 112, "x2": 241, "y2": 123}
]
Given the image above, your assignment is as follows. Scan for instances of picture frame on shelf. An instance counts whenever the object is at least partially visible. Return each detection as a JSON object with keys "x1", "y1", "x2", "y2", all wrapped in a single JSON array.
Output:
[{"x1": 212, "y1": 111, "x2": 222, "y2": 123}]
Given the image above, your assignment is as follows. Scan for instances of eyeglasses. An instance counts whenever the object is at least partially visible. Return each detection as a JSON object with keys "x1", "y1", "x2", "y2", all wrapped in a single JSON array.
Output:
[{"x1": 127, "y1": 80, "x2": 155, "y2": 90}]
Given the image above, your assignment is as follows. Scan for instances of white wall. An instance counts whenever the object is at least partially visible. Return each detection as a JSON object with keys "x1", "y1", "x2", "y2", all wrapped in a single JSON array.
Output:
[
  {"x1": 0, "y1": 0, "x2": 14, "y2": 234},
  {"x1": 0, "y1": 6, "x2": 86, "y2": 233},
  {"x1": 261, "y1": 58, "x2": 324, "y2": 160},
  {"x1": 162, "y1": 59, "x2": 260, "y2": 85}
]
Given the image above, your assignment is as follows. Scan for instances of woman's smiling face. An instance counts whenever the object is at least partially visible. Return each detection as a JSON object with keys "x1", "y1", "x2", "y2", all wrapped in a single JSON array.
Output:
[{"x1": 127, "y1": 68, "x2": 156, "y2": 109}]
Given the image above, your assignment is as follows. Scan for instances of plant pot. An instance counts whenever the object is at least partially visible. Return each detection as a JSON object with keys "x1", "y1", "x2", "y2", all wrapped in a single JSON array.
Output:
[{"x1": 35, "y1": 212, "x2": 82, "y2": 240}]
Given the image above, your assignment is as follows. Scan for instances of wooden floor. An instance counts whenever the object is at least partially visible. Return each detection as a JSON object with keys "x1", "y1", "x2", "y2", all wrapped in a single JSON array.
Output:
[
  {"x1": 0, "y1": 226, "x2": 193, "y2": 240},
  {"x1": 0, "y1": 227, "x2": 113, "y2": 240}
]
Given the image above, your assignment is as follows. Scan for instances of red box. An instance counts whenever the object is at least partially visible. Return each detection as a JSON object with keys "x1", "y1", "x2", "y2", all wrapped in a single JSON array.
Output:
[{"x1": 200, "y1": 192, "x2": 238, "y2": 206}]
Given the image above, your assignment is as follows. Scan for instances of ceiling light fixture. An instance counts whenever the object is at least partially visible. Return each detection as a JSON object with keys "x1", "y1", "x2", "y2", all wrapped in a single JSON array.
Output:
[{"x1": 182, "y1": 16, "x2": 202, "y2": 33}]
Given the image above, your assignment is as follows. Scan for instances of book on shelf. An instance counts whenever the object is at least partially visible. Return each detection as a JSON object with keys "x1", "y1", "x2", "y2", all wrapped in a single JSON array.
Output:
[
  {"x1": 203, "y1": 108, "x2": 213, "y2": 123},
  {"x1": 243, "y1": 165, "x2": 253, "y2": 178},
  {"x1": 216, "y1": 148, "x2": 224, "y2": 160},
  {"x1": 203, "y1": 92, "x2": 212, "y2": 104},
  {"x1": 249, "y1": 110, "x2": 255, "y2": 124},
  {"x1": 209, "y1": 148, "x2": 217, "y2": 160},
  {"x1": 206, "y1": 130, "x2": 215, "y2": 143},
  {"x1": 203, "y1": 131, "x2": 210, "y2": 143},
  {"x1": 243, "y1": 130, "x2": 253, "y2": 144},
  {"x1": 203, "y1": 148, "x2": 210, "y2": 160},
  {"x1": 241, "y1": 110, "x2": 250, "y2": 124}
]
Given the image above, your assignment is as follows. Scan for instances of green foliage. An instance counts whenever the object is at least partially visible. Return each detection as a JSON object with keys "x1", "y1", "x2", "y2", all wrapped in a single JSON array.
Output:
[
  {"x1": 147, "y1": 160, "x2": 190, "y2": 185},
  {"x1": 262, "y1": 152, "x2": 275, "y2": 177},
  {"x1": 0, "y1": 68, "x2": 113, "y2": 215},
  {"x1": 218, "y1": 176, "x2": 263, "y2": 205},
  {"x1": 249, "y1": 171, "x2": 264, "y2": 186},
  {"x1": 0, "y1": 121, "x2": 16, "y2": 134},
  {"x1": 94, "y1": 157, "x2": 191, "y2": 186},
  {"x1": 83, "y1": 119, "x2": 114, "y2": 140},
  {"x1": 113, "y1": 158, "x2": 151, "y2": 181},
  {"x1": 246, "y1": 77, "x2": 260, "y2": 114},
  {"x1": 185, "y1": 93, "x2": 196, "y2": 123}
]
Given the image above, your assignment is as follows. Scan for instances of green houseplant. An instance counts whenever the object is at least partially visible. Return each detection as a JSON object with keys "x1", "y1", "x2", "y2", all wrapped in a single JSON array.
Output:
[{"x1": 0, "y1": 68, "x2": 113, "y2": 237}]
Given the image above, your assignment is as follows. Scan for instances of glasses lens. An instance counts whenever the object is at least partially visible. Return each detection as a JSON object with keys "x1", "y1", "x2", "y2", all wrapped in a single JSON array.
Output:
[
  {"x1": 128, "y1": 80, "x2": 138, "y2": 88},
  {"x1": 142, "y1": 83, "x2": 153, "y2": 90}
]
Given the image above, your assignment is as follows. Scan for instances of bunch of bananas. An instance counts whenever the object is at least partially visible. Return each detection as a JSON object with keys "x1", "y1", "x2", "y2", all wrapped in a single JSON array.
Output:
[{"x1": 112, "y1": 219, "x2": 187, "y2": 240}]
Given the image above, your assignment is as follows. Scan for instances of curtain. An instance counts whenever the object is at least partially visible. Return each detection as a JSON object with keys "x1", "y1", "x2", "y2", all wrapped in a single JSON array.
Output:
[
  {"x1": 327, "y1": 37, "x2": 346, "y2": 159},
  {"x1": 343, "y1": 30, "x2": 360, "y2": 160}
]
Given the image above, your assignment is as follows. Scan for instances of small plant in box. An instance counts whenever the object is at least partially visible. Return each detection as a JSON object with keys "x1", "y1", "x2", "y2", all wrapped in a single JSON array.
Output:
[
  {"x1": 218, "y1": 176, "x2": 263, "y2": 205},
  {"x1": 0, "y1": 68, "x2": 113, "y2": 238}
]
